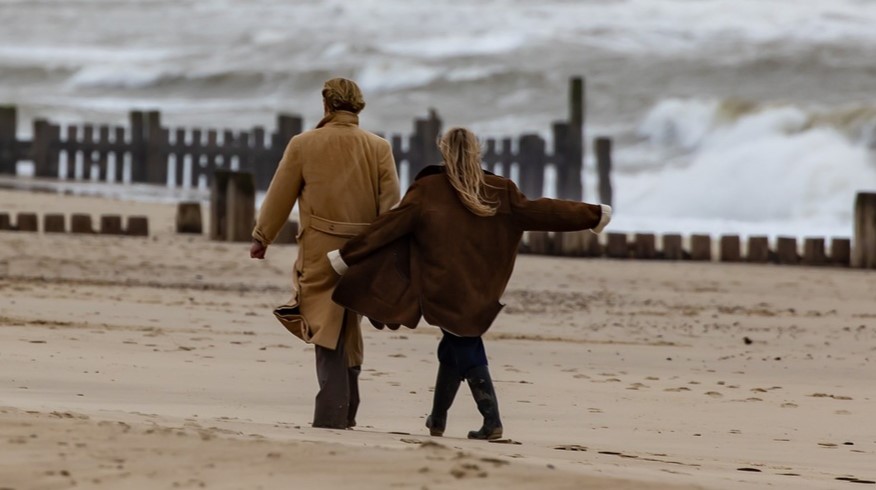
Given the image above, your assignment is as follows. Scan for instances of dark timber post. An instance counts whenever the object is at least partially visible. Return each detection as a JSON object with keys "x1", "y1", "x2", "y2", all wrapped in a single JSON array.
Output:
[
  {"x1": 595, "y1": 136, "x2": 613, "y2": 207},
  {"x1": 410, "y1": 109, "x2": 442, "y2": 179},
  {"x1": 130, "y1": 111, "x2": 146, "y2": 182},
  {"x1": 33, "y1": 119, "x2": 60, "y2": 178},
  {"x1": 0, "y1": 106, "x2": 16, "y2": 175},
  {"x1": 518, "y1": 134, "x2": 545, "y2": 198},
  {"x1": 144, "y1": 111, "x2": 167, "y2": 185},
  {"x1": 853, "y1": 192, "x2": 876, "y2": 269},
  {"x1": 559, "y1": 77, "x2": 584, "y2": 200}
]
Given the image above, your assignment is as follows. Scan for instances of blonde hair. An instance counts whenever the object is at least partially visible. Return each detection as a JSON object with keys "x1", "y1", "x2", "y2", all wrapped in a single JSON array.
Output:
[
  {"x1": 439, "y1": 127, "x2": 498, "y2": 217},
  {"x1": 322, "y1": 78, "x2": 366, "y2": 114}
]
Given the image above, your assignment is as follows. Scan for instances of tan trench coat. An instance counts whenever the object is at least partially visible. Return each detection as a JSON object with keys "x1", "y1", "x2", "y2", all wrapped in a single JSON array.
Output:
[{"x1": 252, "y1": 111, "x2": 400, "y2": 366}]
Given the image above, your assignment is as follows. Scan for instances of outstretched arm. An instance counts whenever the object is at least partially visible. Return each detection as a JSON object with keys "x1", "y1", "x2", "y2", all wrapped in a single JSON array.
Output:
[{"x1": 508, "y1": 181, "x2": 611, "y2": 233}]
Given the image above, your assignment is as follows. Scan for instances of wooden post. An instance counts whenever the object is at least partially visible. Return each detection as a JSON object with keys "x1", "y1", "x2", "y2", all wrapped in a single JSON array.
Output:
[
  {"x1": 33, "y1": 120, "x2": 60, "y2": 178},
  {"x1": 831, "y1": 238, "x2": 851, "y2": 266},
  {"x1": 129, "y1": 111, "x2": 146, "y2": 182},
  {"x1": 126, "y1": 216, "x2": 149, "y2": 236},
  {"x1": 16, "y1": 213, "x2": 38, "y2": 232},
  {"x1": 212, "y1": 170, "x2": 255, "y2": 242},
  {"x1": 595, "y1": 137, "x2": 613, "y2": 207},
  {"x1": 662, "y1": 234, "x2": 684, "y2": 260},
  {"x1": 853, "y1": 192, "x2": 876, "y2": 269},
  {"x1": 0, "y1": 213, "x2": 11, "y2": 230},
  {"x1": 518, "y1": 134, "x2": 546, "y2": 198},
  {"x1": 71, "y1": 214, "x2": 94, "y2": 234},
  {"x1": 176, "y1": 202, "x2": 203, "y2": 234},
  {"x1": 746, "y1": 236, "x2": 770, "y2": 263},
  {"x1": 558, "y1": 77, "x2": 584, "y2": 200},
  {"x1": 44, "y1": 214, "x2": 66, "y2": 233},
  {"x1": 144, "y1": 111, "x2": 167, "y2": 185},
  {"x1": 100, "y1": 215, "x2": 124, "y2": 235},
  {"x1": 408, "y1": 110, "x2": 442, "y2": 179},
  {"x1": 720, "y1": 235, "x2": 741, "y2": 262},
  {"x1": 556, "y1": 230, "x2": 600, "y2": 257},
  {"x1": 606, "y1": 233, "x2": 628, "y2": 259},
  {"x1": 634, "y1": 233, "x2": 656, "y2": 259},
  {"x1": 802, "y1": 238, "x2": 827, "y2": 266},
  {"x1": 690, "y1": 234, "x2": 712, "y2": 261},
  {"x1": 225, "y1": 172, "x2": 256, "y2": 242},
  {"x1": 0, "y1": 106, "x2": 16, "y2": 175},
  {"x1": 776, "y1": 237, "x2": 799, "y2": 265}
]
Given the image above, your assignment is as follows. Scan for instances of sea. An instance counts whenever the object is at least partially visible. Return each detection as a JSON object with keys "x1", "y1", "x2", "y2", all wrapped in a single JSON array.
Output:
[{"x1": 2, "y1": 0, "x2": 876, "y2": 239}]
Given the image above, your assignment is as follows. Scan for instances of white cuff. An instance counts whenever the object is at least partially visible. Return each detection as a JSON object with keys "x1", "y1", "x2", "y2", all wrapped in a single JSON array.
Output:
[
  {"x1": 590, "y1": 204, "x2": 612, "y2": 235},
  {"x1": 327, "y1": 250, "x2": 349, "y2": 275}
]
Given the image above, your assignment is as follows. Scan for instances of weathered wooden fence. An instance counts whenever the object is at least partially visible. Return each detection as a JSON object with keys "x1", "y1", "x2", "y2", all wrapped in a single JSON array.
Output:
[{"x1": 0, "y1": 78, "x2": 588, "y2": 200}]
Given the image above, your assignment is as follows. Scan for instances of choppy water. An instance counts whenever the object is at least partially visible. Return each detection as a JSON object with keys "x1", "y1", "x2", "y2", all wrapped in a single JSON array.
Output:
[{"x1": 2, "y1": 0, "x2": 876, "y2": 238}]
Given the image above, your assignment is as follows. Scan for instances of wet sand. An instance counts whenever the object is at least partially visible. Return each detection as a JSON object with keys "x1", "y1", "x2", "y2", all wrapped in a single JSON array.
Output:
[{"x1": 1, "y1": 189, "x2": 874, "y2": 489}]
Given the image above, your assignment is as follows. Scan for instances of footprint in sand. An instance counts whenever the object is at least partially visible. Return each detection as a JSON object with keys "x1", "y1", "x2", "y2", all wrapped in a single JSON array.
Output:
[
  {"x1": 781, "y1": 403, "x2": 798, "y2": 408},
  {"x1": 664, "y1": 387, "x2": 691, "y2": 392},
  {"x1": 705, "y1": 391, "x2": 723, "y2": 398}
]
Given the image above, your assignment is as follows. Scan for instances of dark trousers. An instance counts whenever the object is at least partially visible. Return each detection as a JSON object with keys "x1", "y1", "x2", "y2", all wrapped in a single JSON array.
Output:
[
  {"x1": 313, "y1": 321, "x2": 361, "y2": 429},
  {"x1": 437, "y1": 330, "x2": 488, "y2": 379}
]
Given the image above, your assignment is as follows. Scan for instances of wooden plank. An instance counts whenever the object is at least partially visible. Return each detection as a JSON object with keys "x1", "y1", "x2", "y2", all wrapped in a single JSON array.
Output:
[
  {"x1": 853, "y1": 192, "x2": 876, "y2": 268},
  {"x1": 16, "y1": 212, "x2": 38, "y2": 232},
  {"x1": 176, "y1": 202, "x2": 203, "y2": 234},
  {"x1": 71, "y1": 214, "x2": 94, "y2": 234},
  {"x1": 720, "y1": 235, "x2": 741, "y2": 262},
  {"x1": 746, "y1": 236, "x2": 770, "y2": 263},
  {"x1": 776, "y1": 237, "x2": 799, "y2": 265},
  {"x1": 44, "y1": 213, "x2": 66, "y2": 233},
  {"x1": 606, "y1": 233, "x2": 628, "y2": 259},
  {"x1": 802, "y1": 238, "x2": 827, "y2": 266},
  {"x1": 595, "y1": 137, "x2": 613, "y2": 207},
  {"x1": 634, "y1": 233, "x2": 657, "y2": 259},
  {"x1": 690, "y1": 234, "x2": 712, "y2": 261},
  {"x1": 0, "y1": 106, "x2": 17, "y2": 175},
  {"x1": 517, "y1": 134, "x2": 545, "y2": 198},
  {"x1": 100, "y1": 215, "x2": 124, "y2": 235},
  {"x1": 662, "y1": 234, "x2": 685, "y2": 260},
  {"x1": 64, "y1": 125, "x2": 79, "y2": 179},
  {"x1": 830, "y1": 238, "x2": 851, "y2": 267}
]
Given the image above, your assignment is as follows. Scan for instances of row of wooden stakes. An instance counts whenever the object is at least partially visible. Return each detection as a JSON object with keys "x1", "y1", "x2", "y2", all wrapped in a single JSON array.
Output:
[
  {"x1": 521, "y1": 230, "x2": 852, "y2": 267},
  {"x1": 0, "y1": 212, "x2": 149, "y2": 236}
]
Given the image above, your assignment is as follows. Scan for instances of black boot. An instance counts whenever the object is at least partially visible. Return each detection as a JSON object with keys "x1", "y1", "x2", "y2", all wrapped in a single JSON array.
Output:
[
  {"x1": 465, "y1": 365, "x2": 503, "y2": 440},
  {"x1": 425, "y1": 363, "x2": 461, "y2": 436}
]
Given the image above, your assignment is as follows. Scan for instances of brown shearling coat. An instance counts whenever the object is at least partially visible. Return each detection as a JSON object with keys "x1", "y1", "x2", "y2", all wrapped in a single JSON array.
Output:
[
  {"x1": 332, "y1": 165, "x2": 607, "y2": 337},
  {"x1": 252, "y1": 111, "x2": 400, "y2": 365}
]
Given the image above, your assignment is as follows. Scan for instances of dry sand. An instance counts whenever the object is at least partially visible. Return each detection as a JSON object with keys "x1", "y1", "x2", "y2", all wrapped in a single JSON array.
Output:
[{"x1": 1, "y1": 188, "x2": 874, "y2": 489}]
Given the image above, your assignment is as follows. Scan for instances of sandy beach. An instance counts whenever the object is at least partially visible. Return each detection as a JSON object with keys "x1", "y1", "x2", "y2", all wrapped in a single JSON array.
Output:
[{"x1": 1, "y1": 188, "x2": 874, "y2": 489}]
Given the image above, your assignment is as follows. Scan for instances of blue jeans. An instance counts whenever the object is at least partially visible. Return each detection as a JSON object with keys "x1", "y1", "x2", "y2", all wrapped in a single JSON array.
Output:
[{"x1": 437, "y1": 329, "x2": 488, "y2": 379}]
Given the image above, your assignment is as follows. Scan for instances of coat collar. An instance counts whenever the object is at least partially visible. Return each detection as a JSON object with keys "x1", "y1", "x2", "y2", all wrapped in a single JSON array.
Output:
[
  {"x1": 414, "y1": 164, "x2": 496, "y2": 181},
  {"x1": 316, "y1": 110, "x2": 359, "y2": 129}
]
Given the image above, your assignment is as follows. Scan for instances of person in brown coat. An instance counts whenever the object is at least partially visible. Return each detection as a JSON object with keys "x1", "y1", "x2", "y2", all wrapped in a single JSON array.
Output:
[
  {"x1": 250, "y1": 78, "x2": 400, "y2": 429},
  {"x1": 327, "y1": 127, "x2": 611, "y2": 440}
]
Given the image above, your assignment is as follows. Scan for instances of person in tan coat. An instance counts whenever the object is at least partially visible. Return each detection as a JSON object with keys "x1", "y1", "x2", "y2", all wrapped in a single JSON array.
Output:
[
  {"x1": 328, "y1": 127, "x2": 611, "y2": 440},
  {"x1": 250, "y1": 78, "x2": 400, "y2": 429}
]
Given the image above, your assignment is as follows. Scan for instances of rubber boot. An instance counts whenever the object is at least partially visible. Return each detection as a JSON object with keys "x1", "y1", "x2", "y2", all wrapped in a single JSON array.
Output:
[
  {"x1": 425, "y1": 363, "x2": 461, "y2": 436},
  {"x1": 465, "y1": 365, "x2": 503, "y2": 440}
]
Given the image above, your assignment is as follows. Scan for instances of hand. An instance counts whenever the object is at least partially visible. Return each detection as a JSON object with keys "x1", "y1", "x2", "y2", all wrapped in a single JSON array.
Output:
[{"x1": 250, "y1": 239, "x2": 267, "y2": 259}]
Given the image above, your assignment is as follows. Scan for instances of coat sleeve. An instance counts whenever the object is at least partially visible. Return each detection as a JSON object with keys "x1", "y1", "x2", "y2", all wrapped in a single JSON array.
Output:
[
  {"x1": 252, "y1": 136, "x2": 303, "y2": 245},
  {"x1": 508, "y1": 181, "x2": 610, "y2": 233},
  {"x1": 376, "y1": 141, "x2": 401, "y2": 214},
  {"x1": 337, "y1": 182, "x2": 422, "y2": 269}
]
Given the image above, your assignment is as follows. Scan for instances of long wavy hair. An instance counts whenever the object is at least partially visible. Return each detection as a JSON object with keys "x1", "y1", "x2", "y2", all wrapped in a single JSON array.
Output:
[{"x1": 439, "y1": 127, "x2": 498, "y2": 217}]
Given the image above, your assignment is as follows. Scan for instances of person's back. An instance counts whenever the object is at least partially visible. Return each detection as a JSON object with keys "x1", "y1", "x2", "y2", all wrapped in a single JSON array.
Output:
[
  {"x1": 293, "y1": 117, "x2": 396, "y2": 227},
  {"x1": 330, "y1": 126, "x2": 610, "y2": 440},
  {"x1": 250, "y1": 78, "x2": 399, "y2": 430}
]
